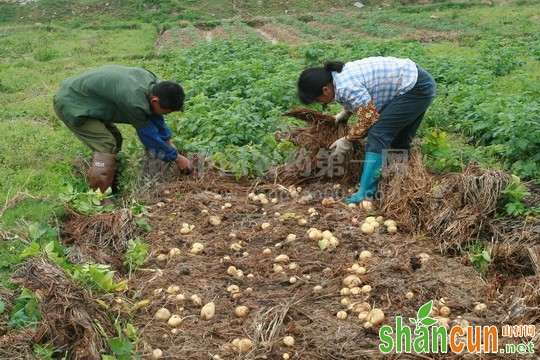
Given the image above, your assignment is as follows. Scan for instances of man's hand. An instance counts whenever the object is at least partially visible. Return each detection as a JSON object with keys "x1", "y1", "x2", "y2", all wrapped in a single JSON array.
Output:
[
  {"x1": 329, "y1": 137, "x2": 353, "y2": 158},
  {"x1": 334, "y1": 109, "x2": 352, "y2": 128},
  {"x1": 174, "y1": 154, "x2": 194, "y2": 175}
]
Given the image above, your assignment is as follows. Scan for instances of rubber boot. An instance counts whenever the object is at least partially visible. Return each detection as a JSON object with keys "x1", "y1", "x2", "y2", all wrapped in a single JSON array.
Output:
[
  {"x1": 344, "y1": 152, "x2": 383, "y2": 204},
  {"x1": 88, "y1": 152, "x2": 116, "y2": 205}
]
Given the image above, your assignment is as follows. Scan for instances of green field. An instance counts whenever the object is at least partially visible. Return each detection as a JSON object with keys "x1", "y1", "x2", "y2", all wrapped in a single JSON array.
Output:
[{"x1": 0, "y1": 0, "x2": 539, "y2": 358}]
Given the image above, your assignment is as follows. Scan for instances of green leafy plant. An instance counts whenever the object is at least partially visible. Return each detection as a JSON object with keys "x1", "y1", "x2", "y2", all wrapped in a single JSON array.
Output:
[
  {"x1": 9, "y1": 289, "x2": 42, "y2": 330},
  {"x1": 499, "y1": 175, "x2": 531, "y2": 217},
  {"x1": 124, "y1": 237, "x2": 149, "y2": 276},
  {"x1": 20, "y1": 223, "x2": 72, "y2": 269},
  {"x1": 465, "y1": 241, "x2": 492, "y2": 275},
  {"x1": 420, "y1": 130, "x2": 464, "y2": 173},
  {"x1": 60, "y1": 183, "x2": 114, "y2": 216},
  {"x1": 102, "y1": 322, "x2": 141, "y2": 360},
  {"x1": 32, "y1": 344, "x2": 65, "y2": 360},
  {"x1": 72, "y1": 264, "x2": 127, "y2": 293}
]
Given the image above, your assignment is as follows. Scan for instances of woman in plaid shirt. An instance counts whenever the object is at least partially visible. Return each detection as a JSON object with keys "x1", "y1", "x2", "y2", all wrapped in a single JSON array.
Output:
[{"x1": 297, "y1": 57, "x2": 436, "y2": 204}]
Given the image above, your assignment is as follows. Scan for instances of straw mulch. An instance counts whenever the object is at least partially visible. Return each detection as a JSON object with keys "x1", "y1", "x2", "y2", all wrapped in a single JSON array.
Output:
[
  {"x1": 0, "y1": 329, "x2": 40, "y2": 360},
  {"x1": 61, "y1": 209, "x2": 142, "y2": 270},
  {"x1": 379, "y1": 154, "x2": 512, "y2": 251},
  {"x1": 6, "y1": 257, "x2": 116, "y2": 359},
  {"x1": 270, "y1": 108, "x2": 365, "y2": 185}
]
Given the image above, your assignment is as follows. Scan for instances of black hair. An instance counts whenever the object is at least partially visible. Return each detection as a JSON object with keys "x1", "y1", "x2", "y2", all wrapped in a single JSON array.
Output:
[
  {"x1": 297, "y1": 61, "x2": 345, "y2": 104},
  {"x1": 152, "y1": 81, "x2": 185, "y2": 111}
]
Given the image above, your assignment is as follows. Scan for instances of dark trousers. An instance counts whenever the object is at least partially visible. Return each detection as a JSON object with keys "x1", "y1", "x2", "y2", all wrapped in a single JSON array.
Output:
[{"x1": 366, "y1": 66, "x2": 436, "y2": 154}]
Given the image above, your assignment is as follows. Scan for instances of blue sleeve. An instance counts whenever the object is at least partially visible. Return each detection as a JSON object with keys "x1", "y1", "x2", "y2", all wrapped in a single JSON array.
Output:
[
  {"x1": 150, "y1": 114, "x2": 173, "y2": 141},
  {"x1": 136, "y1": 115, "x2": 178, "y2": 162}
]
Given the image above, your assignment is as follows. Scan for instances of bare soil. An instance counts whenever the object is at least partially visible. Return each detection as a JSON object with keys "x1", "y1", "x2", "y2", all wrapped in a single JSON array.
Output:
[{"x1": 115, "y1": 170, "x2": 538, "y2": 360}]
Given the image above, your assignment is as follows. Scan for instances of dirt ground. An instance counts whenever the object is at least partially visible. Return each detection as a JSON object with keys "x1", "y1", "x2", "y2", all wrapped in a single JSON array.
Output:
[{"x1": 113, "y1": 168, "x2": 538, "y2": 360}]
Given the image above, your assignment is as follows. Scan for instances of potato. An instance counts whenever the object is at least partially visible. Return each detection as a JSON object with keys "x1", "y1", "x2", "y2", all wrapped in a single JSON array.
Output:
[
  {"x1": 155, "y1": 308, "x2": 171, "y2": 321},
  {"x1": 235, "y1": 305, "x2": 249, "y2": 318},
  {"x1": 340, "y1": 287, "x2": 351, "y2": 296},
  {"x1": 350, "y1": 286, "x2": 361, "y2": 295},
  {"x1": 169, "y1": 248, "x2": 181, "y2": 257},
  {"x1": 190, "y1": 294, "x2": 202, "y2": 307},
  {"x1": 152, "y1": 349, "x2": 163, "y2": 359},
  {"x1": 384, "y1": 220, "x2": 397, "y2": 227},
  {"x1": 387, "y1": 226, "x2": 398, "y2": 234},
  {"x1": 235, "y1": 338, "x2": 253, "y2": 352},
  {"x1": 262, "y1": 248, "x2": 272, "y2": 255},
  {"x1": 261, "y1": 222, "x2": 271, "y2": 230},
  {"x1": 365, "y1": 216, "x2": 376, "y2": 223},
  {"x1": 439, "y1": 306, "x2": 451, "y2": 317},
  {"x1": 157, "y1": 254, "x2": 168, "y2": 262},
  {"x1": 405, "y1": 292, "x2": 414, "y2": 299},
  {"x1": 313, "y1": 285, "x2": 323, "y2": 293},
  {"x1": 361, "y1": 285, "x2": 372, "y2": 293},
  {"x1": 361, "y1": 222, "x2": 374, "y2": 234},
  {"x1": 329, "y1": 237, "x2": 340, "y2": 248},
  {"x1": 369, "y1": 308, "x2": 385, "y2": 325},
  {"x1": 322, "y1": 230, "x2": 333, "y2": 240},
  {"x1": 167, "y1": 315, "x2": 183, "y2": 327},
  {"x1": 342, "y1": 274, "x2": 362, "y2": 288},
  {"x1": 166, "y1": 285, "x2": 181, "y2": 294},
  {"x1": 321, "y1": 197, "x2": 334, "y2": 206},
  {"x1": 341, "y1": 298, "x2": 352, "y2": 308},
  {"x1": 355, "y1": 266, "x2": 367, "y2": 275},
  {"x1": 285, "y1": 234, "x2": 297, "y2": 242},
  {"x1": 209, "y1": 216, "x2": 222, "y2": 226},
  {"x1": 349, "y1": 301, "x2": 371, "y2": 314},
  {"x1": 189, "y1": 242, "x2": 204, "y2": 254},
  {"x1": 308, "y1": 229, "x2": 323, "y2": 241},
  {"x1": 336, "y1": 311, "x2": 348, "y2": 320},
  {"x1": 360, "y1": 200, "x2": 374, "y2": 212},
  {"x1": 274, "y1": 254, "x2": 290, "y2": 263},
  {"x1": 358, "y1": 311, "x2": 370, "y2": 321},
  {"x1": 283, "y1": 336, "x2": 295, "y2": 347},
  {"x1": 227, "y1": 266, "x2": 237, "y2": 275},
  {"x1": 200, "y1": 302, "x2": 215, "y2": 320},
  {"x1": 474, "y1": 303, "x2": 487, "y2": 313},
  {"x1": 229, "y1": 242, "x2": 243, "y2": 251},
  {"x1": 359, "y1": 250, "x2": 372, "y2": 261}
]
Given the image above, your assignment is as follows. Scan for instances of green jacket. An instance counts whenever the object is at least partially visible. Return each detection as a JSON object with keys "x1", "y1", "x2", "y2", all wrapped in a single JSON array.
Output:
[{"x1": 54, "y1": 65, "x2": 157, "y2": 130}]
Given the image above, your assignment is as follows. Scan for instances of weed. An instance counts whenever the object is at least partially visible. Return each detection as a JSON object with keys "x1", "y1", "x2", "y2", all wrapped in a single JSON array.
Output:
[
  {"x1": 124, "y1": 237, "x2": 149, "y2": 276},
  {"x1": 9, "y1": 288, "x2": 42, "y2": 330},
  {"x1": 499, "y1": 175, "x2": 532, "y2": 217},
  {"x1": 59, "y1": 184, "x2": 114, "y2": 216},
  {"x1": 465, "y1": 241, "x2": 491, "y2": 275}
]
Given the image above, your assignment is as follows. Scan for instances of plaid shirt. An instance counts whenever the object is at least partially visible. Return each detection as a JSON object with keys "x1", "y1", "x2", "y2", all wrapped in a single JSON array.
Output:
[{"x1": 332, "y1": 57, "x2": 418, "y2": 112}]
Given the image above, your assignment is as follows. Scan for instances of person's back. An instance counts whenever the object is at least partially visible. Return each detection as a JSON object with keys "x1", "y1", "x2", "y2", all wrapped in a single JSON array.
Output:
[{"x1": 55, "y1": 65, "x2": 156, "y2": 129}]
